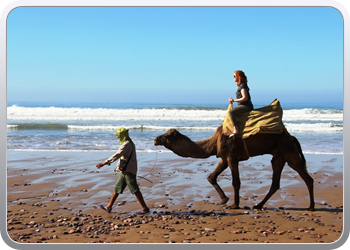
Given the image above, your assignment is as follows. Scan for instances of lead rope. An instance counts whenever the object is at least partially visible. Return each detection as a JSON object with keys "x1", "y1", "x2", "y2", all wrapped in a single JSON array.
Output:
[{"x1": 137, "y1": 146, "x2": 158, "y2": 184}]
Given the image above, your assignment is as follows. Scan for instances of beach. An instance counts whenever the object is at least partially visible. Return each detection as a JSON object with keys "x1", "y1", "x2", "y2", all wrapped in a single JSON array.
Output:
[{"x1": 6, "y1": 150, "x2": 343, "y2": 244}]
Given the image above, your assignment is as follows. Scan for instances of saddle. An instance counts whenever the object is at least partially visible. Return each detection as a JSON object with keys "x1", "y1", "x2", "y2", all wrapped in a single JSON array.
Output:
[{"x1": 222, "y1": 99, "x2": 285, "y2": 139}]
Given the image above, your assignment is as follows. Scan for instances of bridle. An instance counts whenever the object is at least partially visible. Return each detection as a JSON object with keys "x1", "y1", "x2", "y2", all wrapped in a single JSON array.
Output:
[
  {"x1": 137, "y1": 134, "x2": 169, "y2": 183},
  {"x1": 160, "y1": 137, "x2": 165, "y2": 145},
  {"x1": 137, "y1": 144, "x2": 159, "y2": 184}
]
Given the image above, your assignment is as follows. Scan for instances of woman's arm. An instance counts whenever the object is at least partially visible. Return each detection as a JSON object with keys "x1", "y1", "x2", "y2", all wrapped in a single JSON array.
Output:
[{"x1": 229, "y1": 88, "x2": 249, "y2": 103}]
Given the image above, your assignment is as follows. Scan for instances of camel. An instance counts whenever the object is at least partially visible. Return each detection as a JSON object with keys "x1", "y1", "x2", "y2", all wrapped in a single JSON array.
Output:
[{"x1": 153, "y1": 126, "x2": 315, "y2": 211}]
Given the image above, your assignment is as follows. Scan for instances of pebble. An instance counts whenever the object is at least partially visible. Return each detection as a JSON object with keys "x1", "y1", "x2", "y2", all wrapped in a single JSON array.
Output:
[
  {"x1": 7, "y1": 198, "x2": 343, "y2": 244},
  {"x1": 231, "y1": 230, "x2": 242, "y2": 234}
]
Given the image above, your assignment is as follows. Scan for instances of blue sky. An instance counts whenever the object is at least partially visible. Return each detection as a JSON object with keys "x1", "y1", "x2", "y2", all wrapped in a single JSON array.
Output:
[{"x1": 7, "y1": 7, "x2": 343, "y2": 105}]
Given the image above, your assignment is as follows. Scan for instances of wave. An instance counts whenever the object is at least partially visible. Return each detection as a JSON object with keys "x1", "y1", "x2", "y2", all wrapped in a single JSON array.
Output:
[
  {"x1": 68, "y1": 125, "x2": 216, "y2": 131},
  {"x1": 69, "y1": 123, "x2": 343, "y2": 133},
  {"x1": 7, "y1": 122, "x2": 343, "y2": 133},
  {"x1": 284, "y1": 122, "x2": 343, "y2": 133},
  {"x1": 7, "y1": 124, "x2": 216, "y2": 131},
  {"x1": 7, "y1": 106, "x2": 343, "y2": 122},
  {"x1": 7, "y1": 124, "x2": 68, "y2": 130},
  {"x1": 7, "y1": 106, "x2": 225, "y2": 121},
  {"x1": 283, "y1": 109, "x2": 343, "y2": 122},
  {"x1": 7, "y1": 103, "x2": 226, "y2": 110}
]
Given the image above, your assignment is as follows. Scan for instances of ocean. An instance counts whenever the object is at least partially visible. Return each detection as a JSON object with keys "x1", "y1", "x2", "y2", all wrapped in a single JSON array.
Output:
[{"x1": 7, "y1": 101, "x2": 343, "y2": 155}]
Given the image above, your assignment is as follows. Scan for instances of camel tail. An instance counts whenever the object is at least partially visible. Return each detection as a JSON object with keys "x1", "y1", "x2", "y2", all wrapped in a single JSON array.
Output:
[{"x1": 292, "y1": 136, "x2": 306, "y2": 169}]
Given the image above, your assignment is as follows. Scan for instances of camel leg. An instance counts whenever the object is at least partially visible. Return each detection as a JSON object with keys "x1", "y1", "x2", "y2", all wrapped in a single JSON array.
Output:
[
  {"x1": 227, "y1": 158, "x2": 241, "y2": 209},
  {"x1": 253, "y1": 155, "x2": 285, "y2": 210},
  {"x1": 207, "y1": 159, "x2": 229, "y2": 204},
  {"x1": 286, "y1": 157, "x2": 315, "y2": 211}
]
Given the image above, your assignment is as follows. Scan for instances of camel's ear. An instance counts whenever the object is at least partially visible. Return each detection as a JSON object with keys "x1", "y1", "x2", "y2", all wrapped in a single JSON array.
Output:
[{"x1": 173, "y1": 130, "x2": 178, "y2": 137}]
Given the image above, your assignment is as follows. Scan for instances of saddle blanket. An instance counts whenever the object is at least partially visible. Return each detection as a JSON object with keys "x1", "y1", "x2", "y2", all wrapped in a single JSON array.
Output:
[{"x1": 222, "y1": 99, "x2": 285, "y2": 139}]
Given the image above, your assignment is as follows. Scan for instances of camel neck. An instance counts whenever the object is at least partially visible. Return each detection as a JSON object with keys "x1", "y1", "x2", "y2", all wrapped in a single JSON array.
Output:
[
  {"x1": 193, "y1": 139, "x2": 217, "y2": 158},
  {"x1": 168, "y1": 135, "x2": 217, "y2": 159}
]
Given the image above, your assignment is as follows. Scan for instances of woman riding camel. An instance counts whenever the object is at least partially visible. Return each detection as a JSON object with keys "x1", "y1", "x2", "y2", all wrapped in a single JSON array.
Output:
[{"x1": 228, "y1": 70, "x2": 254, "y2": 139}]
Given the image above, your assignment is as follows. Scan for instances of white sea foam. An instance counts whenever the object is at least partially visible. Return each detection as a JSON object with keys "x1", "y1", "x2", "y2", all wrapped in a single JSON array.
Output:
[
  {"x1": 67, "y1": 125, "x2": 216, "y2": 131},
  {"x1": 69, "y1": 123, "x2": 343, "y2": 133},
  {"x1": 6, "y1": 103, "x2": 343, "y2": 154},
  {"x1": 7, "y1": 106, "x2": 343, "y2": 122},
  {"x1": 283, "y1": 109, "x2": 343, "y2": 122},
  {"x1": 7, "y1": 122, "x2": 343, "y2": 133},
  {"x1": 7, "y1": 107, "x2": 225, "y2": 121},
  {"x1": 284, "y1": 122, "x2": 343, "y2": 133},
  {"x1": 7, "y1": 105, "x2": 343, "y2": 134}
]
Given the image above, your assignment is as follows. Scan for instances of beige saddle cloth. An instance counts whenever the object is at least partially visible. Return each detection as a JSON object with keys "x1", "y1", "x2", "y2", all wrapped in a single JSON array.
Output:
[{"x1": 222, "y1": 99, "x2": 285, "y2": 139}]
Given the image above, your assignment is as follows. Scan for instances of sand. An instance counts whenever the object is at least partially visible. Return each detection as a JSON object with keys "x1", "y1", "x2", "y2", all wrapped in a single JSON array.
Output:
[{"x1": 6, "y1": 150, "x2": 343, "y2": 245}]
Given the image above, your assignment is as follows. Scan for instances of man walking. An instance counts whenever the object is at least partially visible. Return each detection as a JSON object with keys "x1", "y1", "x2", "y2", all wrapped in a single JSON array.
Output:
[{"x1": 96, "y1": 127, "x2": 150, "y2": 214}]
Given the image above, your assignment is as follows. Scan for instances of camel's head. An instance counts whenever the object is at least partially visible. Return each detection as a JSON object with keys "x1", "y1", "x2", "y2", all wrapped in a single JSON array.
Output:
[{"x1": 153, "y1": 129, "x2": 179, "y2": 148}]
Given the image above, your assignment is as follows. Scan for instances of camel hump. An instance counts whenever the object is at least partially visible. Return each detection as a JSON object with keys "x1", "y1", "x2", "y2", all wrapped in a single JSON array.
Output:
[{"x1": 222, "y1": 99, "x2": 285, "y2": 139}]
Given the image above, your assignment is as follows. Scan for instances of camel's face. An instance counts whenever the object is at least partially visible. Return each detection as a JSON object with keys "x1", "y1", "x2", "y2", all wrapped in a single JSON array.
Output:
[{"x1": 153, "y1": 129, "x2": 178, "y2": 147}]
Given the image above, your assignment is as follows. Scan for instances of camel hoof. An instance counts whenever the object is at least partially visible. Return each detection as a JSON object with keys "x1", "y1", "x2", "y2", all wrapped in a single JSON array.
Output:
[
  {"x1": 306, "y1": 207, "x2": 315, "y2": 211},
  {"x1": 253, "y1": 205, "x2": 263, "y2": 210},
  {"x1": 221, "y1": 197, "x2": 229, "y2": 205},
  {"x1": 226, "y1": 204, "x2": 240, "y2": 209}
]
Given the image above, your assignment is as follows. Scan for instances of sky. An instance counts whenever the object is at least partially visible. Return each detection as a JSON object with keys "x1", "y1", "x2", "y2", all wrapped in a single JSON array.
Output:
[{"x1": 6, "y1": 6, "x2": 344, "y2": 105}]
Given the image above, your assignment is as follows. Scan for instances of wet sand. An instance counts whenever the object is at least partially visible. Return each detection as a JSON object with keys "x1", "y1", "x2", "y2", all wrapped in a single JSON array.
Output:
[{"x1": 6, "y1": 150, "x2": 343, "y2": 244}]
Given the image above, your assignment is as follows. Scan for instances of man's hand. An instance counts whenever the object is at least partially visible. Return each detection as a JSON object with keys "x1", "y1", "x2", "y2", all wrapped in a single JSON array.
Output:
[{"x1": 96, "y1": 162, "x2": 105, "y2": 169}]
